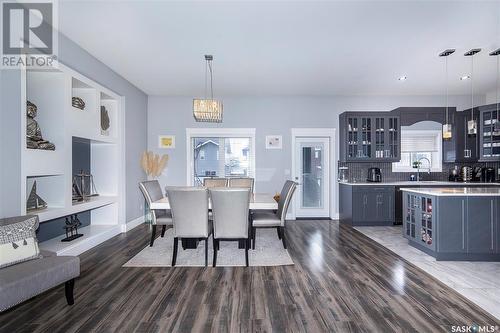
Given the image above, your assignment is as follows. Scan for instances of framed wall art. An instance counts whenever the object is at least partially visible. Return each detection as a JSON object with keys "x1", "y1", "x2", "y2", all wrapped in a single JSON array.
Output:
[
  {"x1": 265, "y1": 135, "x2": 282, "y2": 149},
  {"x1": 158, "y1": 135, "x2": 175, "y2": 149}
]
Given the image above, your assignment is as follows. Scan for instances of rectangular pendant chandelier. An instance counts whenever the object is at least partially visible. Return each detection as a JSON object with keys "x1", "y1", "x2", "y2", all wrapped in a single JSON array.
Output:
[
  {"x1": 193, "y1": 99, "x2": 223, "y2": 123},
  {"x1": 193, "y1": 55, "x2": 223, "y2": 123}
]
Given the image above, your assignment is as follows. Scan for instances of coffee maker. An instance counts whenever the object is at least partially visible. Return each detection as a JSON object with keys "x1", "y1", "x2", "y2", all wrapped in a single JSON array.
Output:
[
  {"x1": 367, "y1": 167, "x2": 382, "y2": 182},
  {"x1": 481, "y1": 168, "x2": 496, "y2": 183}
]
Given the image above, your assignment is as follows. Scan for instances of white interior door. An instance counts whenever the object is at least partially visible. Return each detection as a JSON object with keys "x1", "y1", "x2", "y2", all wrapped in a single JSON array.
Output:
[{"x1": 294, "y1": 137, "x2": 330, "y2": 218}]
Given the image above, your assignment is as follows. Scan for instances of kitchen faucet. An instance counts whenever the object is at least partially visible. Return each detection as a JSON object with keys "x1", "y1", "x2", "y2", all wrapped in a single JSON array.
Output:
[{"x1": 416, "y1": 157, "x2": 431, "y2": 182}]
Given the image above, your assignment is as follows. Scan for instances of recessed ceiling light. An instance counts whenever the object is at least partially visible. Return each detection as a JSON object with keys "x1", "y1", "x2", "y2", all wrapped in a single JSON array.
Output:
[
  {"x1": 460, "y1": 75, "x2": 471, "y2": 80},
  {"x1": 398, "y1": 76, "x2": 407, "y2": 81}
]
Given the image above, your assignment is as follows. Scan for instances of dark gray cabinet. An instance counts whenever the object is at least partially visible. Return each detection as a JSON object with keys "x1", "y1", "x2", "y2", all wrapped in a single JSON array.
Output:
[
  {"x1": 442, "y1": 111, "x2": 480, "y2": 163},
  {"x1": 340, "y1": 112, "x2": 400, "y2": 162},
  {"x1": 437, "y1": 197, "x2": 467, "y2": 254},
  {"x1": 340, "y1": 184, "x2": 394, "y2": 226},
  {"x1": 403, "y1": 191, "x2": 500, "y2": 261},
  {"x1": 478, "y1": 104, "x2": 500, "y2": 162},
  {"x1": 467, "y1": 197, "x2": 497, "y2": 253}
]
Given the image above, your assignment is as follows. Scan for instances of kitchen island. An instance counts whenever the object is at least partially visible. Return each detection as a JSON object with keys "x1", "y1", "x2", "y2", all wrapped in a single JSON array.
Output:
[
  {"x1": 402, "y1": 187, "x2": 500, "y2": 261},
  {"x1": 339, "y1": 181, "x2": 500, "y2": 226}
]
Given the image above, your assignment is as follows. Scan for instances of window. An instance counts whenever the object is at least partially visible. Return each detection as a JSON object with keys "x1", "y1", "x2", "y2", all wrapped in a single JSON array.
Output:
[
  {"x1": 392, "y1": 129, "x2": 442, "y2": 172},
  {"x1": 187, "y1": 128, "x2": 256, "y2": 186}
]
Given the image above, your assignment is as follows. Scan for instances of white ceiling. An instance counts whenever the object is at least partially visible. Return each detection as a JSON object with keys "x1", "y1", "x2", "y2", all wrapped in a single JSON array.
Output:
[{"x1": 58, "y1": 1, "x2": 500, "y2": 97}]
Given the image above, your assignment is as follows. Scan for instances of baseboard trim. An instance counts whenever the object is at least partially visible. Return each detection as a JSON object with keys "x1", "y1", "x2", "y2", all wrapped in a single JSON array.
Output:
[{"x1": 122, "y1": 215, "x2": 145, "y2": 233}]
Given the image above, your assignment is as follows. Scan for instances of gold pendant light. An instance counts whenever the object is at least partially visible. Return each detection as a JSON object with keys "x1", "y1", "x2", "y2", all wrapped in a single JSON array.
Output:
[
  {"x1": 464, "y1": 48, "x2": 481, "y2": 135},
  {"x1": 193, "y1": 55, "x2": 223, "y2": 123},
  {"x1": 440, "y1": 49, "x2": 455, "y2": 140}
]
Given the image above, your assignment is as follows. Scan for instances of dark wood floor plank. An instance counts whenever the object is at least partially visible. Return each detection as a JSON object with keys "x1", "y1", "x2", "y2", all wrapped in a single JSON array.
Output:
[{"x1": 1, "y1": 220, "x2": 498, "y2": 333}]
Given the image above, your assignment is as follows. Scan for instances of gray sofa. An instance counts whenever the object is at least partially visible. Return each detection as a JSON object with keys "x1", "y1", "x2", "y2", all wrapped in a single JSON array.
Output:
[{"x1": 0, "y1": 218, "x2": 80, "y2": 312}]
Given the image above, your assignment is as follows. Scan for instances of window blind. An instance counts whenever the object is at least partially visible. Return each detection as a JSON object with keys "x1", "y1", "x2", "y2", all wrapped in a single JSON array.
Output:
[{"x1": 400, "y1": 131, "x2": 440, "y2": 153}]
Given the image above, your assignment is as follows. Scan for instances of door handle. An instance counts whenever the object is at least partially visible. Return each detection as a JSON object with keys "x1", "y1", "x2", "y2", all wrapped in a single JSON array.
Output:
[
  {"x1": 461, "y1": 200, "x2": 465, "y2": 250},
  {"x1": 491, "y1": 200, "x2": 494, "y2": 251}
]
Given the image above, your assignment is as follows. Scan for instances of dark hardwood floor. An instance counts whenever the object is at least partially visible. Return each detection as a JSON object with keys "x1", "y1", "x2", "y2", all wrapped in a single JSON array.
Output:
[{"x1": 0, "y1": 220, "x2": 498, "y2": 332}]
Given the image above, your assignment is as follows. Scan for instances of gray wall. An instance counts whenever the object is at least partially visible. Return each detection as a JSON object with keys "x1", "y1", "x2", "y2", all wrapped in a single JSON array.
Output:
[
  {"x1": 0, "y1": 32, "x2": 148, "y2": 222},
  {"x1": 148, "y1": 94, "x2": 485, "y2": 216},
  {"x1": 0, "y1": 69, "x2": 23, "y2": 218}
]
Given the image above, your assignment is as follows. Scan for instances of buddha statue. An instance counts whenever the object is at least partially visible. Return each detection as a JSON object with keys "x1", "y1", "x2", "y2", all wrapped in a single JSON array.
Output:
[{"x1": 26, "y1": 101, "x2": 55, "y2": 150}]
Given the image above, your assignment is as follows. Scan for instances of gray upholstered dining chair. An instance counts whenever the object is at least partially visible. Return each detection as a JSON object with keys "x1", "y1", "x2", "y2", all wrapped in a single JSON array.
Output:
[
  {"x1": 228, "y1": 177, "x2": 254, "y2": 193},
  {"x1": 165, "y1": 187, "x2": 211, "y2": 267},
  {"x1": 139, "y1": 180, "x2": 173, "y2": 247},
  {"x1": 203, "y1": 178, "x2": 228, "y2": 188},
  {"x1": 251, "y1": 180, "x2": 297, "y2": 249},
  {"x1": 209, "y1": 188, "x2": 251, "y2": 267}
]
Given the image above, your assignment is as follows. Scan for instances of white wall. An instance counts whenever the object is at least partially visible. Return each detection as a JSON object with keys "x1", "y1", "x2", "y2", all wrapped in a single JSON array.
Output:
[
  {"x1": 485, "y1": 89, "x2": 499, "y2": 104},
  {"x1": 58, "y1": 33, "x2": 148, "y2": 222},
  {"x1": 148, "y1": 94, "x2": 484, "y2": 217},
  {"x1": 0, "y1": 33, "x2": 148, "y2": 222}
]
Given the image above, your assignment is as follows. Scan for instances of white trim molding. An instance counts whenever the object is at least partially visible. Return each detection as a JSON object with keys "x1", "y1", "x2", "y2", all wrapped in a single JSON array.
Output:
[
  {"x1": 290, "y1": 128, "x2": 336, "y2": 220},
  {"x1": 122, "y1": 215, "x2": 145, "y2": 233}
]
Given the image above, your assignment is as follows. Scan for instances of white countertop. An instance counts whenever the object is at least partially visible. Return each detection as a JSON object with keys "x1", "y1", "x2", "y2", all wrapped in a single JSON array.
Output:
[
  {"x1": 340, "y1": 181, "x2": 500, "y2": 186},
  {"x1": 401, "y1": 187, "x2": 500, "y2": 197}
]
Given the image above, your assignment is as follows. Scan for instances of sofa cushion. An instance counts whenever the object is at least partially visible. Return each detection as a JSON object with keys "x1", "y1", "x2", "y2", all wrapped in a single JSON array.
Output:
[
  {"x1": 0, "y1": 215, "x2": 41, "y2": 269},
  {"x1": 0, "y1": 255, "x2": 80, "y2": 312}
]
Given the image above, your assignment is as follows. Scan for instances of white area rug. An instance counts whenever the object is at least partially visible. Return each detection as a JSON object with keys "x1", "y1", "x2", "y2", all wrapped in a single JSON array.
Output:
[
  {"x1": 123, "y1": 228, "x2": 294, "y2": 267},
  {"x1": 355, "y1": 226, "x2": 500, "y2": 320}
]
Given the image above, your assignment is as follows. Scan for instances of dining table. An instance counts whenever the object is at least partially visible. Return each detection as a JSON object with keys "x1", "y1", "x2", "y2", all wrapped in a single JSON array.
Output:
[
  {"x1": 150, "y1": 193, "x2": 278, "y2": 211},
  {"x1": 150, "y1": 193, "x2": 278, "y2": 249}
]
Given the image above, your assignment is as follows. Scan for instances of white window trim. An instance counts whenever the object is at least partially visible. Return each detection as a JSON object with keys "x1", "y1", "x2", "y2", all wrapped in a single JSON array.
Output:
[
  {"x1": 392, "y1": 129, "x2": 442, "y2": 173},
  {"x1": 186, "y1": 128, "x2": 256, "y2": 188}
]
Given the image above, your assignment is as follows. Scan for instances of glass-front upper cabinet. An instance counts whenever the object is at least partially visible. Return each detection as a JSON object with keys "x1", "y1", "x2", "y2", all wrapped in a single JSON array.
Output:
[
  {"x1": 340, "y1": 112, "x2": 401, "y2": 162},
  {"x1": 479, "y1": 105, "x2": 500, "y2": 161},
  {"x1": 347, "y1": 117, "x2": 359, "y2": 159},
  {"x1": 359, "y1": 117, "x2": 372, "y2": 159},
  {"x1": 374, "y1": 116, "x2": 400, "y2": 161},
  {"x1": 387, "y1": 117, "x2": 400, "y2": 161}
]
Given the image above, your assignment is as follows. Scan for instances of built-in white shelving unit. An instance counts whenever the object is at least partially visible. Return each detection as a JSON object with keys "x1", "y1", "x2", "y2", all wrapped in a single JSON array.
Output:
[{"x1": 20, "y1": 63, "x2": 125, "y2": 255}]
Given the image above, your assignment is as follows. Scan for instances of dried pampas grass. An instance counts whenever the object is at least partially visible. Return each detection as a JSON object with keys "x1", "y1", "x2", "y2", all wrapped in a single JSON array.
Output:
[{"x1": 141, "y1": 151, "x2": 169, "y2": 178}]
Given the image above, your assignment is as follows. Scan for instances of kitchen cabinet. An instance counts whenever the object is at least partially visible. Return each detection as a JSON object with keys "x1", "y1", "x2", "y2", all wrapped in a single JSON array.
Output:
[
  {"x1": 402, "y1": 189, "x2": 500, "y2": 261},
  {"x1": 339, "y1": 112, "x2": 400, "y2": 162},
  {"x1": 467, "y1": 197, "x2": 497, "y2": 254},
  {"x1": 442, "y1": 111, "x2": 480, "y2": 162},
  {"x1": 340, "y1": 184, "x2": 394, "y2": 225},
  {"x1": 403, "y1": 193, "x2": 436, "y2": 252},
  {"x1": 478, "y1": 104, "x2": 500, "y2": 161}
]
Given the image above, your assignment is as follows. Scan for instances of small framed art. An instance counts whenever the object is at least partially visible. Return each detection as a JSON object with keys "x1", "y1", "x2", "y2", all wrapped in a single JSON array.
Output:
[{"x1": 158, "y1": 135, "x2": 175, "y2": 149}]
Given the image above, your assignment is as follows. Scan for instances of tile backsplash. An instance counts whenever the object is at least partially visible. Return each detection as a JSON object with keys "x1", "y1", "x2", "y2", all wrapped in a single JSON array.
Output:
[{"x1": 338, "y1": 161, "x2": 500, "y2": 183}]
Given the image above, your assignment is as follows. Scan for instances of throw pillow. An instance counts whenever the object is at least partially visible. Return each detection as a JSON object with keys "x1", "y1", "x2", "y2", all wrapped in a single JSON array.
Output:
[{"x1": 0, "y1": 215, "x2": 41, "y2": 269}]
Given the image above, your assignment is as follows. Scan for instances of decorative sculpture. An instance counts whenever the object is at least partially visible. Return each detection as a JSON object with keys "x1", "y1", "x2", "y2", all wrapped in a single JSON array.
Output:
[
  {"x1": 141, "y1": 151, "x2": 169, "y2": 178},
  {"x1": 100, "y1": 106, "x2": 110, "y2": 136},
  {"x1": 26, "y1": 181, "x2": 48, "y2": 211},
  {"x1": 72, "y1": 97, "x2": 85, "y2": 110},
  {"x1": 73, "y1": 170, "x2": 99, "y2": 201},
  {"x1": 26, "y1": 101, "x2": 55, "y2": 150},
  {"x1": 61, "y1": 215, "x2": 83, "y2": 242},
  {"x1": 72, "y1": 180, "x2": 84, "y2": 203}
]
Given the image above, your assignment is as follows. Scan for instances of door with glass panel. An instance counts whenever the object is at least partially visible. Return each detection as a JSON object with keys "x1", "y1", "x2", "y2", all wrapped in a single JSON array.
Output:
[{"x1": 294, "y1": 137, "x2": 330, "y2": 217}]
